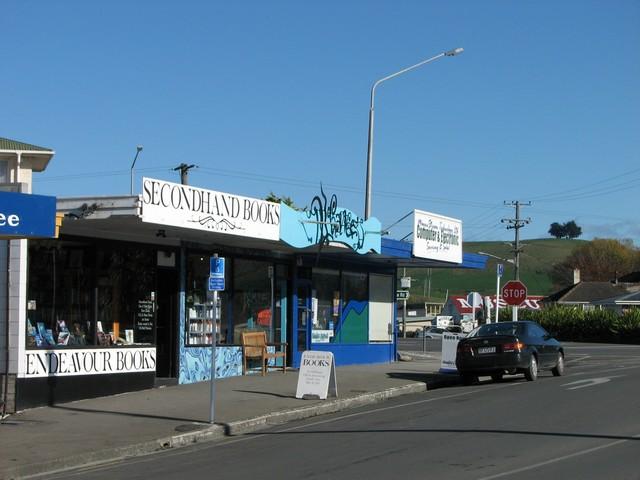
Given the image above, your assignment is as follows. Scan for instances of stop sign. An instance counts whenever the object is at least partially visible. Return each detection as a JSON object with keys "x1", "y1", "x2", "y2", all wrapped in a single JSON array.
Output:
[{"x1": 502, "y1": 280, "x2": 527, "y2": 306}]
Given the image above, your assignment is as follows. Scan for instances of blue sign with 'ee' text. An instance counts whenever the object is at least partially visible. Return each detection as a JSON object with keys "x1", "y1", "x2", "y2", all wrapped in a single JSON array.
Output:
[
  {"x1": 208, "y1": 256, "x2": 225, "y2": 291},
  {"x1": 0, "y1": 191, "x2": 57, "y2": 238}
]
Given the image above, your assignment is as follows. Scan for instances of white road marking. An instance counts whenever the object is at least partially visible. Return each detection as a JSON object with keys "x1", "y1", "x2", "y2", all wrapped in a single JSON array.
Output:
[
  {"x1": 561, "y1": 375, "x2": 624, "y2": 390},
  {"x1": 476, "y1": 434, "x2": 640, "y2": 480}
]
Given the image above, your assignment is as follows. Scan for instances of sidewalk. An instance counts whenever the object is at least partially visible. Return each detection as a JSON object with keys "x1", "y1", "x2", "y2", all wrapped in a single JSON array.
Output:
[{"x1": 1, "y1": 352, "x2": 455, "y2": 479}]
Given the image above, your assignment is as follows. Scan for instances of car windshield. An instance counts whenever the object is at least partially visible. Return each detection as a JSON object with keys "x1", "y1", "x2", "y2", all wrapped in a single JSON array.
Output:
[{"x1": 469, "y1": 323, "x2": 526, "y2": 337}]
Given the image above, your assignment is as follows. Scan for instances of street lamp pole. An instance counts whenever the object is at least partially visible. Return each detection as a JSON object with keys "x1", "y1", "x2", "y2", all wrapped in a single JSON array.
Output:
[
  {"x1": 364, "y1": 47, "x2": 464, "y2": 220},
  {"x1": 130, "y1": 145, "x2": 143, "y2": 195}
]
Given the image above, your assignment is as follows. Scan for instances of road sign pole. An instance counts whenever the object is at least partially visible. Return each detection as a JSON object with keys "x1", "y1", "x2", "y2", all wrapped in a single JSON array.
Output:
[
  {"x1": 209, "y1": 288, "x2": 217, "y2": 424},
  {"x1": 495, "y1": 264, "x2": 503, "y2": 323},
  {"x1": 402, "y1": 298, "x2": 407, "y2": 338}
]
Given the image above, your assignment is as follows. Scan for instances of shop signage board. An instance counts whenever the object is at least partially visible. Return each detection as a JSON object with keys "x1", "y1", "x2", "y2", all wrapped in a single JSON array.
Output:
[
  {"x1": 440, "y1": 333, "x2": 461, "y2": 373},
  {"x1": 296, "y1": 350, "x2": 338, "y2": 400},
  {"x1": 21, "y1": 347, "x2": 157, "y2": 378},
  {"x1": 0, "y1": 191, "x2": 57, "y2": 238},
  {"x1": 412, "y1": 209, "x2": 462, "y2": 264},
  {"x1": 279, "y1": 186, "x2": 381, "y2": 254},
  {"x1": 141, "y1": 178, "x2": 280, "y2": 241}
]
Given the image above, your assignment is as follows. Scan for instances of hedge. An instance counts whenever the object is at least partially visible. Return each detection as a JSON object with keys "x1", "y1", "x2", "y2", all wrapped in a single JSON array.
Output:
[{"x1": 518, "y1": 306, "x2": 640, "y2": 344}]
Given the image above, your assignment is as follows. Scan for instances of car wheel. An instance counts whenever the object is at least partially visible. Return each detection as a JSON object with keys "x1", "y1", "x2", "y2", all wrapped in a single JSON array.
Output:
[
  {"x1": 491, "y1": 372, "x2": 504, "y2": 382},
  {"x1": 552, "y1": 352, "x2": 565, "y2": 376},
  {"x1": 461, "y1": 374, "x2": 477, "y2": 386},
  {"x1": 524, "y1": 355, "x2": 538, "y2": 382}
]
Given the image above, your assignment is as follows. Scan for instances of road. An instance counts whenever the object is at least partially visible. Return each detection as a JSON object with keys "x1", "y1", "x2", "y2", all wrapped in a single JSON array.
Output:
[{"x1": 45, "y1": 343, "x2": 640, "y2": 480}]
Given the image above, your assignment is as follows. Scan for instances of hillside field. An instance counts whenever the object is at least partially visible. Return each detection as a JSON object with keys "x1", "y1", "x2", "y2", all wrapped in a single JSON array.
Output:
[{"x1": 403, "y1": 238, "x2": 586, "y2": 303}]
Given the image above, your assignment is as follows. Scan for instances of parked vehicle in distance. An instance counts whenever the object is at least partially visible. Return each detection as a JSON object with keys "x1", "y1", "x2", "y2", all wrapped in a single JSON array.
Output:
[
  {"x1": 416, "y1": 326, "x2": 446, "y2": 338},
  {"x1": 455, "y1": 321, "x2": 564, "y2": 385},
  {"x1": 446, "y1": 325, "x2": 465, "y2": 336}
]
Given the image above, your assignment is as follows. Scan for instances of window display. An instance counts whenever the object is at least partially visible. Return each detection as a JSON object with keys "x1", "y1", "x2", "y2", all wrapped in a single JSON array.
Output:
[
  {"x1": 186, "y1": 254, "x2": 228, "y2": 345},
  {"x1": 27, "y1": 239, "x2": 157, "y2": 348},
  {"x1": 311, "y1": 268, "x2": 340, "y2": 343}
]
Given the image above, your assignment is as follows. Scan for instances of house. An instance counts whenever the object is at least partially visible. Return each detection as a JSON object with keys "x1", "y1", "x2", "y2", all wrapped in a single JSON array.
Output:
[
  {"x1": 591, "y1": 291, "x2": 640, "y2": 315},
  {"x1": 544, "y1": 281, "x2": 629, "y2": 311}
]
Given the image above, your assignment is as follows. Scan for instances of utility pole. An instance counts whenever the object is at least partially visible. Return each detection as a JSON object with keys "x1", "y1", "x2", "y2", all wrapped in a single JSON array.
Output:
[
  {"x1": 501, "y1": 201, "x2": 531, "y2": 280},
  {"x1": 173, "y1": 163, "x2": 196, "y2": 185},
  {"x1": 501, "y1": 201, "x2": 531, "y2": 321}
]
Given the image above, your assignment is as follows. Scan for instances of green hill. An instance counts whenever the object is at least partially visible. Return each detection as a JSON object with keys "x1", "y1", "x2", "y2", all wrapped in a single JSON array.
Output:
[{"x1": 404, "y1": 238, "x2": 586, "y2": 303}]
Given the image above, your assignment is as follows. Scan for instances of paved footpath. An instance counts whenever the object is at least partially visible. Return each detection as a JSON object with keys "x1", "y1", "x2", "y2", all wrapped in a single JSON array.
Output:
[{"x1": 0, "y1": 352, "x2": 454, "y2": 479}]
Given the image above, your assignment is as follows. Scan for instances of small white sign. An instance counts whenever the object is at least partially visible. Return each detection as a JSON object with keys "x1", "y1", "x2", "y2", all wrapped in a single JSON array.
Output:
[
  {"x1": 440, "y1": 334, "x2": 460, "y2": 373},
  {"x1": 412, "y1": 209, "x2": 462, "y2": 264},
  {"x1": 311, "y1": 330, "x2": 334, "y2": 343},
  {"x1": 296, "y1": 351, "x2": 338, "y2": 400}
]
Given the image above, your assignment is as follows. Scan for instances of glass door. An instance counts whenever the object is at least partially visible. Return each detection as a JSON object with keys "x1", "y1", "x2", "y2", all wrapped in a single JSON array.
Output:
[{"x1": 293, "y1": 280, "x2": 312, "y2": 366}]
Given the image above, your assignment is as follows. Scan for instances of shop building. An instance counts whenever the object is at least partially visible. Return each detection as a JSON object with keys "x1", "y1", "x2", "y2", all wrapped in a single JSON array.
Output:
[{"x1": 6, "y1": 166, "x2": 486, "y2": 411}]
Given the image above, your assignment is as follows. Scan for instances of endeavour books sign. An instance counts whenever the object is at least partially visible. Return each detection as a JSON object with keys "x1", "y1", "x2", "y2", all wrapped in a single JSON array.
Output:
[
  {"x1": 21, "y1": 347, "x2": 157, "y2": 378},
  {"x1": 141, "y1": 178, "x2": 280, "y2": 241}
]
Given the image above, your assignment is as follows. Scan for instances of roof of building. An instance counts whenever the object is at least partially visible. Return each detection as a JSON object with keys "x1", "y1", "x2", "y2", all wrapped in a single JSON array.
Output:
[
  {"x1": 546, "y1": 281, "x2": 629, "y2": 304},
  {"x1": 0, "y1": 137, "x2": 52, "y2": 152},
  {"x1": 619, "y1": 271, "x2": 640, "y2": 283},
  {"x1": 592, "y1": 290, "x2": 640, "y2": 305}
]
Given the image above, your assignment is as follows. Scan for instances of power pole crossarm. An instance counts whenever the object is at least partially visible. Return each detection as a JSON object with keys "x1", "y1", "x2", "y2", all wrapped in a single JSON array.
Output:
[{"x1": 173, "y1": 163, "x2": 197, "y2": 185}]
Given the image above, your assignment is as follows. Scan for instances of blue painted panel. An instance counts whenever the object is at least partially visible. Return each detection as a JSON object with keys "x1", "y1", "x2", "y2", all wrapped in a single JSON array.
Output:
[
  {"x1": 280, "y1": 202, "x2": 381, "y2": 254},
  {"x1": 0, "y1": 191, "x2": 56, "y2": 238}
]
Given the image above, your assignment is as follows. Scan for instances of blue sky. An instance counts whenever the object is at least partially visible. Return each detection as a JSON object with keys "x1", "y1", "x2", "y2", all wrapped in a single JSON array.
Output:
[{"x1": 3, "y1": 1, "x2": 639, "y2": 245}]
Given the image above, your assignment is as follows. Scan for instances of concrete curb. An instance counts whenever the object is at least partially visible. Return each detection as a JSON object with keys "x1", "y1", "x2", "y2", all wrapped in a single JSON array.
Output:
[{"x1": 6, "y1": 382, "x2": 430, "y2": 479}]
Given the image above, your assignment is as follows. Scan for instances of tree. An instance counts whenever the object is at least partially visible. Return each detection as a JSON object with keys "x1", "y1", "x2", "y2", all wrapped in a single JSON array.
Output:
[
  {"x1": 548, "y1": 220, "x2": 582, "y2": 239},
  {"x1": 548, "y1": 222, "x2": 566, "y2": 239},
  {"x1": 265, "y1": 192, "x2": 298, "y2": 209},
  {"x1": 551, "y1": 238, "x2": 639, "y2": 285},
  {"x1": 564, "y1": 220, "x2": 582, "y2": 239}
]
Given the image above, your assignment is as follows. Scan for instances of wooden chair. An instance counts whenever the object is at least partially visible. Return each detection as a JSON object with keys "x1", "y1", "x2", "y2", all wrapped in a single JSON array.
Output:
[{"x1": 241, "y1": 331, "x2": 287, "y2": 376}]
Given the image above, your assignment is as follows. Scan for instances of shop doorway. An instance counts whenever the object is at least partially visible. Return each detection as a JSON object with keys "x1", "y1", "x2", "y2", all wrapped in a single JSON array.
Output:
[
  {"x1": 156, "y1": 268, "x2": 178, "y2": 378},
  {"x1": 293, "y1": 280, "x2": 312, "y2": 366}
]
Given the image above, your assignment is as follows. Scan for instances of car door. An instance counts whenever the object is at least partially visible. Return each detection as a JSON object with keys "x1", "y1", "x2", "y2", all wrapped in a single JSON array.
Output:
[{"x1": 529, "y1": 323, "x2": 554, "y2": 367}]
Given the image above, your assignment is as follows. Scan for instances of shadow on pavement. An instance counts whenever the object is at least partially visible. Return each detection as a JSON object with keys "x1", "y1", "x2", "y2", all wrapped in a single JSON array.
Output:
[{"x1": 50, "y1": 404, "x2": 199, "y2": 423}]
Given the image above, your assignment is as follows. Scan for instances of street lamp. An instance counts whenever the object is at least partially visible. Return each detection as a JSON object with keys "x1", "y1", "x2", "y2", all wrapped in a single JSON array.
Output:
[
  {"x1": 364, "y1": 47, "x2": 464, "y2": 220},
  {"x1": 478, "y1": 251, "x2": 515, "y2": 265},
  {"x1": 130, "y1": 145, "x2": 144, "y2": 195}
]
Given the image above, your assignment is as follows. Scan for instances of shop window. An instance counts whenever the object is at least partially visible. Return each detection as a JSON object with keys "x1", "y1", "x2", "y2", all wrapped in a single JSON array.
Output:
[
  {"x1": 95, "y1": 246, "x2": 156, "y2": 345},
  {"x1": 335, "y1": 271, "x2": 368, "y2": 344},
  {"x1": 369, "y1": 274, "x2": 393, "y2": 342},
  {"x1": 232, "y1": 258, "x2": 273, "y2": 344},
  {"x1": 27, "y1": 241, "x2": 94, "y2": 347},
  {"x1": 27, "y1": 240, "x2": 157, "y2": 348},
  {"x1": 186, "y1": 254, "x2": 229, "y2": 345},
  {"x1": 311, "y1": 268, "x2": 340, "y2": 344},
  {"x1": 0, "y1": 160, "x2": 8, "y2": 183}
]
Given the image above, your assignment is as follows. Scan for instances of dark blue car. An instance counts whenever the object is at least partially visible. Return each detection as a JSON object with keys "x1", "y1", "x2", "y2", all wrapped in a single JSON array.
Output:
[{"x1": 455, "y1": 321, "x2": 564, "y2": 385}]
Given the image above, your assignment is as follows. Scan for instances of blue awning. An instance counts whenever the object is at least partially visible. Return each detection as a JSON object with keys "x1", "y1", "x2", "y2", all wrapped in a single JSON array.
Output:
[{"x1": 380, "y1": 238, "x2": 487, "y2": 270}]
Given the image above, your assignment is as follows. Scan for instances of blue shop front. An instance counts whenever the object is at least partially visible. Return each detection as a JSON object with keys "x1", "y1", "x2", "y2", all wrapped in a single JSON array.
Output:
[{"x1": 21, "y1": 178, "x2": 484, "y2": 407}]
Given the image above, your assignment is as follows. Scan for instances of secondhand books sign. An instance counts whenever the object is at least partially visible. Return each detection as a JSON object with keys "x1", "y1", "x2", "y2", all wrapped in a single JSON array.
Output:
[
  {"x1": 412, "y1": 209, "x2": 462, "y2": 264},
  {"x1": 141, "y1": 177, "x2": 280, "y2": 241}
]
